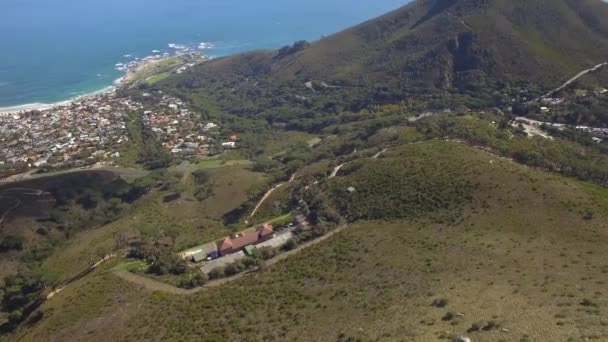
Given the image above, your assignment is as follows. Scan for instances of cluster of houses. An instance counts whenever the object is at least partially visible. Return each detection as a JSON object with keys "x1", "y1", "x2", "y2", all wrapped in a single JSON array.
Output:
[
  {"x1": 0, "y1": 88, "x2": 243, "y2": 173},
  {"x1": 141, "y1": 95, "x2": 238, "y2": 157},
  {"x1": 0, "y1": 91, "x2": 140, "y2": 169},
  {"x1": 537, "y1": 87, "x2": 608, "y2": 113}
]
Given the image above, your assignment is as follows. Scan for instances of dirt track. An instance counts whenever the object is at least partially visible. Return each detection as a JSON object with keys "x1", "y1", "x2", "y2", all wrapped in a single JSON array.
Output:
[{"x1": 249, "y1": 173, "x2": 296, "y2": 218}]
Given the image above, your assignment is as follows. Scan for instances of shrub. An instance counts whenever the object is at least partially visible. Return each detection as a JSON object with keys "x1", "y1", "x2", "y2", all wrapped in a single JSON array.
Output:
[
  {"x1": 192, "y1": 169, "x2": 211, "y2": 185},
  {"x1": 242, "y1": 257, "x2": 259, "y2": 269},
  {"x1": 180, "y1": 272, "x2": 209, "y2": 289},
  {"x1": 256, "y1": 247, "x2": 277, "y2": 260},
  {"x1": 482, "y1": 320, "x2": 498, "y2": 331},
  {"x1": 282, "y1": 238, "x2": 298, "y2": 251},
  {"x1": 208, "y1": 267, "x2": 225, "y2": 280},
  {"x1": 442, "y1": 312, "x2": 455, "y2": 321},
  {"x1": 0, "y1": 235, "x2": 24, "y2": 253},
  {"x1": 580, "y1": 298, "x2": 597, "y2": 307},
  {"x1": 431, "y1": 298, "x2": 448, "y2": 308},
  {"x1": 225, "y1": 260, "x2": 246, "y2": 276}
]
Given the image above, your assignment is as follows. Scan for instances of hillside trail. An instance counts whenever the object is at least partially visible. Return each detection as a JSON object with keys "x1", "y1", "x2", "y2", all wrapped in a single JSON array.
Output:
[
  {"x1": 372, "y1": 148, "x2": 388, "y2": 159},
  {"x1": 0, "y1": 199, "x2": 21, "y2": 225},
  {"x1": 46, "y1": 254, "x2": 116, "y2": 300},
  {"x1": 249, "y1": 173, "x2": 296, "y2": 218},
  {"x1": 0, "y1": 188, "x2": 49, "y2": 225},
  {"x1": 329, "y1": 147, "x2": 388, "y2": 179},
  {"x1": 328, "y1": 164, "x2": 344, "y2": 179}
]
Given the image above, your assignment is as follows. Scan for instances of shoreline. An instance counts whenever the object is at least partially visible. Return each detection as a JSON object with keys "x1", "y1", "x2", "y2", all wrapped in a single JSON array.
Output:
[
  {"x1": 0, "y1": 85, "x2": 117, "y2": 115},
  {"x1": 0, "y1": 48, "x2": 207, "y2": 116}
]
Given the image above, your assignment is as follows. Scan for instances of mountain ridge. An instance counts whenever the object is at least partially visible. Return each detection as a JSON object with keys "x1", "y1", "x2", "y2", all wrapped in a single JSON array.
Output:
[{"x1": 159, "y1": 0, "x2": 608, "y2": 121}]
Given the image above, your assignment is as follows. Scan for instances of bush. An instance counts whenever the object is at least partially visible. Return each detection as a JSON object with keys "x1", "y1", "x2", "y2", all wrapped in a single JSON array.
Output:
[
  {"x1": 255, "y1": 246, "x2": 277, "y2": 260},
  {"x1": 192, "y1": 169, "x2": 211, "y2": 185},
  {"x1": 225, "y1": 260, "x2": 246, "y2": 276},
  {"x1": 431, "y1": 298, "x2": 448, "y2": 308},
  {"x1": 0, "y1": 235, "x2": 24, "y2": 253},
  {"x1": 242, "y1": 256, "x2": 259, "y2": 268},
  {"x1": 180, "y1": 272, "x2": 209, "y2": 289},
  {"x1": 282, "y1": 238, "x2": 298, "y2": 251},
  {"x1": 581, "y1": 298, "x2": 597, "y2": 307},
  {"x1": 208, "y1": 267, "x2": 225, "y2": 280},
  {"x1": 146, "y1": 252, "x2": 187, "y2": 276},
  {"x1": 442, "y1": 312, "x2": 455, "y2": 321}
]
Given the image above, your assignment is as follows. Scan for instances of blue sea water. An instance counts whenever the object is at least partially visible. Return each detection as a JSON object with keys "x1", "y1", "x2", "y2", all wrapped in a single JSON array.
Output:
[{"x1": 0, "y1": 0, "x2": 408, "y2": 108}]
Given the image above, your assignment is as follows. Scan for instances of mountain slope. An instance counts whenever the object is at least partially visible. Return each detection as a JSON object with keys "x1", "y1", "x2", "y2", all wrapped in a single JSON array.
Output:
[
  {"x1": 159, "y1": 0, "x2": 608, "y2": 124},
  {"x1": 10, "y1": 140, "x2": 608, "y2": 341}
]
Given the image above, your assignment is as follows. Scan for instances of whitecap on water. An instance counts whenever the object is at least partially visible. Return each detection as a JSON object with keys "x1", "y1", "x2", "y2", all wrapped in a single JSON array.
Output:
[{"x1": 198, "y1": 42, "x2": 216, "y2": 50}]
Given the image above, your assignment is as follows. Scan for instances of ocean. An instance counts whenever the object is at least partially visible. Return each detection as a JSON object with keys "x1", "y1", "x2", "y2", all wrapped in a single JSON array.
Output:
[{"x1": 0, "y1": 0, "x2": 408, "y2": 109}]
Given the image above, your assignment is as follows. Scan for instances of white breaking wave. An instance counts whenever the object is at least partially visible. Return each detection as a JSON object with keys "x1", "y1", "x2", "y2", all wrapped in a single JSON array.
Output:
[{"x1": 198, "y1": 42, "x2": 216, "y2": 50}]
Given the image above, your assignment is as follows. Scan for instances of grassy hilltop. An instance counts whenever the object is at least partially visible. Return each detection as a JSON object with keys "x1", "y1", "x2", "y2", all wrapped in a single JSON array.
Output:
[{"x1": 7, "y1": 138, "x2": 608, "y2": 341}]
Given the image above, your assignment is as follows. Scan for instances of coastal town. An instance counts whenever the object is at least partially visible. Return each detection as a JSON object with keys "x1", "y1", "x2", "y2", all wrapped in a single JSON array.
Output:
[
  {"x1": 0, "y1": 48, "x2": 241, "y2": 174},
  {"x1": 0, "y1": 91, "x2": 136, "y2": 170},
  {"x1": 0, "y1": 90, "x2": 238, "y2": 175}
]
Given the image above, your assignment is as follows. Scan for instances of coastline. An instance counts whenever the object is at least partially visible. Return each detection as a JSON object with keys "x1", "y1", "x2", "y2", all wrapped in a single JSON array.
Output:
[
  {"x1": 0, "y1": 85, "x2": 117, "y2": 116},
  {"x1": 0, "y1": 47, "x2": 207, "y2": 116}
]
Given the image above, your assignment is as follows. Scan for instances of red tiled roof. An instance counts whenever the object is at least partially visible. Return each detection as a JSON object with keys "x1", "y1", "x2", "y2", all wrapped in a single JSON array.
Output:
[
  {"x1": 257, "y1": 224, "x2": 274, "y2": 237},
  {"x1": 218, "y1": 238, "x2": 233, "y2": 252},
  {"x1": 218, "y1": 232, "x2": 259, "y2": 253},
  {"x1": 218, "y1": 225, "x2": 275, "y2": 254}
]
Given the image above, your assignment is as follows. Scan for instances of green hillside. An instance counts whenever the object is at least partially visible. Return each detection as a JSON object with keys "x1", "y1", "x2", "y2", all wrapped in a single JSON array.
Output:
[
  {"x1": 155, "y1": 0, "x2": 608, "y2": 128},
  {"x1": 8, "y1": 140, "x2": 608, "y2": 341},
  {"x1": 4, "y1": 1, "x2": 608, "y2": 340}
]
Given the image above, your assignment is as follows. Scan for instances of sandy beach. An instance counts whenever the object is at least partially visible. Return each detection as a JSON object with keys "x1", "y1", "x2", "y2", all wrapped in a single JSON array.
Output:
[
  {"x1": 0, "y1": 101, "x2": 70, "y2": 115},
  {"x1": 0, "y1": 86, "x2": 116, "y2": 116}
]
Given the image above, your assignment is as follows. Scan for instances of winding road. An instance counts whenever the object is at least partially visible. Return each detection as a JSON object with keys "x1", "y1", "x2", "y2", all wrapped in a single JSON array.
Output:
[{"x1": 534, "y1": 62, "x2": 607, "y2": 102}]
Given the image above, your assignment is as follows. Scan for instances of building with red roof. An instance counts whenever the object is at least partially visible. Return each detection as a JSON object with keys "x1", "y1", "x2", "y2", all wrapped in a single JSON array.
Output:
[{"x1": 217, "y1": 224, "x2": 274, "y2": 256}]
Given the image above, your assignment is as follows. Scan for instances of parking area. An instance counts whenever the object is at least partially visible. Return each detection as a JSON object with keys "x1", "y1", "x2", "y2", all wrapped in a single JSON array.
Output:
[
  {"x1": 256, "y1": 231, "x2": 294, "y2": 249},
  {"x1": 180, "y1": 241, "x2": 218, "y2": 260},
  {"x1": 200, "y1": 251, "x2": 245, "y2": 273}
]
